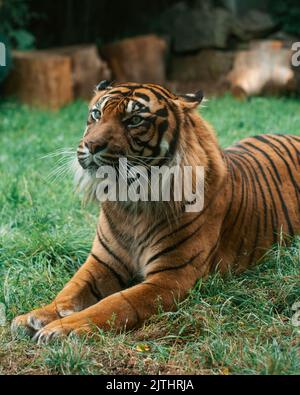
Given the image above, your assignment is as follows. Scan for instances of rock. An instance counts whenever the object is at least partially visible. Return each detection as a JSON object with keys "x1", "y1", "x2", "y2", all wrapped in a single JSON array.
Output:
[
  {"x1": 47, "y1": 45, "x2": 111, "y2": 99},
  {"x1": 159, "y1": 2, "x2": 235, "y2": 52},
  {"x1": 168, "y1": 50, "x2": 235, "y2": 97},
  {"x1": 235, "y1": 10, "x2": 278, "y2": 40},
  {"x1": 101, "y1": 35, "x2": 167, "y2": 83},
  {"x1": 5, "y1": 50, "x2": 73, "y2": 109},
  {"x1": 170, "y1": 50, "x2": 234, "y2": 83},
  {"x1": 158, "y1": 2, "x2": 278, "y2": 52}
]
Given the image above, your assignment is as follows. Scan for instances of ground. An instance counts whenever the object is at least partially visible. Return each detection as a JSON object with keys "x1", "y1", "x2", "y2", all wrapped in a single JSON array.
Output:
[{"x1": 0, "y1": 95, "x2": 299, "y2": 375}]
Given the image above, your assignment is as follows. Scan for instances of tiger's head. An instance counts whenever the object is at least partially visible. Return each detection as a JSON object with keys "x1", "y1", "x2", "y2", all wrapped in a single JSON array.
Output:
[
  {"x1": 77, "y1": 81, "x2": 203, "y2": 171},
  {"x1": 74, "y1": 81, "x2": 225, "y2": 208}
]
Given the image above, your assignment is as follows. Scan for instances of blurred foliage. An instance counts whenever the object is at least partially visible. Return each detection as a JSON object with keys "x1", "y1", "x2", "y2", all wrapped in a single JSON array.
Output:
[
  {"x1": 0, "y1": 0, "x2": 35, "y2": 50},
  {"x1": 271, "y1": 0, "x2": 300, "y2": 37}
]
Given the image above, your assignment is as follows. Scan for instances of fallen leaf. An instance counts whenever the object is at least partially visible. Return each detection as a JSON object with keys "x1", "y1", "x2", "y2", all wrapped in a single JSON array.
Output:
[
  {"x1": 136, "y1": 343, "x2": 151, "y2": 352},
  {"x1": 221, "y1": 367, "x2": 230, "y2": 375}
]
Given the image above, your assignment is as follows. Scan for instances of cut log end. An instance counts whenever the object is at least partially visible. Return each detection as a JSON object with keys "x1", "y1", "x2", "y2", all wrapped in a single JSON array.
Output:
[
  {"x1": 4, "y1": 46, "x2": 112, "y2": 108},
  {"x1": 5, "y1": 51, "x2": 73, "y2": 110}
]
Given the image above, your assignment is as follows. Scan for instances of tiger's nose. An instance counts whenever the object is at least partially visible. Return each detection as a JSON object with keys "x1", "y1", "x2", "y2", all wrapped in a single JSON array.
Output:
[{"x1": 86, "y1": 141, "x2": 108, "y2": 155}]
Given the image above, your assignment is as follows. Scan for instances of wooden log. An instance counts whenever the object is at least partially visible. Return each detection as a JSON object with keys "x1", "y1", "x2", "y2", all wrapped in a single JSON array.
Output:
[
  {"x1": 5, "y1": 50, "x2": 73, "y2": 109},
  {"x1": 101, "y1": 35, "x2": 167, "y2": 84},
  {"x1": 227, "y1": 40, "x2": 295, "y2": 99},
  {"x1": 46, "y1": 45, "x2": 111, "y2": 99}
]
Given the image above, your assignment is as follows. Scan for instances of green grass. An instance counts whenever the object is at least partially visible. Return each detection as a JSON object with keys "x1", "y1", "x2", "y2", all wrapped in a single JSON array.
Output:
[{"x1": 0, "y1": 95, "x2": 299, "y2": 375}]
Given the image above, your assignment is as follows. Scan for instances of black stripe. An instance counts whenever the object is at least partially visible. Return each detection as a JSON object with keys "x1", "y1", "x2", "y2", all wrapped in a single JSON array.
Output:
[
  {"x1": 153, "y1": 212, "x2": 203, "y2": 246},
  {"x1": 267, "y1": 134, "x2": 297, "y2": 168},
  {"x1": 70, "y1": 279, "x2": 100, "y2": 301},
  {"x1": 117, "y1": 85, "x2": 167, "y2": 102},
  {"x1": 145, "y1": 219, "x2": 205, "y2": 266},
  {"x1": 237, "y1": 140, "x2": 282, "y2": 184},
  {"x1": 285, "y1": 135, "x2": 300, "y2": 165},
  {"x1": 103, "y1": 206, "x2": 134, "y2": 249},
  {"x1": 83, "y1": 269, "x2": 103, "y2": 300},
  {"x1": 134, "y1": 92, "x2": 150, "y2": 102},
  {"x1": 137, "y1": 217, "x2": 176, "y2": 258},
  {"x1": 266, "y1": 166, "x2": 295, "y2": 236},
  {"x1": 155, "y1": 107, "x2": 168, "y2": 118},
  {"x1": 147, "y1": 84, "x2": 174, "y2": 99},
  {"x1": 251, "y1": 136, "x2": 300, "y2": 211},
  {"x1": 125, "y1": 132, "x2": 144, "y2": 154},
  {"x1": 233, "y1": 150, "x2": 268, "y2": 233},
  {"x1": 114, "y1": 84, "x2": 174, "y2": 102},
  {"x1": 107, "y1": 89, "x2": 131, "y2": 96},
  {"x1": 146, "y1": 87, "x2": 168, "y2": 102},
  {"x1": 186, "y1": 113, "x2": 195, "y2": 128},
  {"x1": 230, "y1": 150, "x2": 278, "y2": 246},
  {"x1": 167, "y1": 101, "x2": 181, "y2": 158},
  {"x1": 291, "y1": 135, "x2": 300, "y2": 143},
  {"x1": 97, "y1": 229, "x2": 130, "y2": 275},
  {"x1": 141, "y1": 180, "x2": 220, "y2": 258},
  {"x1": 146, "y1": 249, "x2": 203, "y2": 276},
  {"x1": 90, "y1": 253, "x2": 126, "y2": 288},
  {"x1": 157, "y1": 120, "x2": 169, "y2": 135},
  {"x1": 231, "y1": 157, "x2": 251, "y2": 256},
  {"x1": 224, "y1": 156, "x2": 250, "y2": 233},
  {"x1": 220, "y1": 155, "x2": 235, "y2": 233},
  {"x1": 240, "y1": 146, "x2": 294, "y2": 236},
  {"x1": 237, "y1": 151, "x2": 278, "y2": 245},
  {"x1": 146, "y1": 120, "x2": 170, "y2": 158}
]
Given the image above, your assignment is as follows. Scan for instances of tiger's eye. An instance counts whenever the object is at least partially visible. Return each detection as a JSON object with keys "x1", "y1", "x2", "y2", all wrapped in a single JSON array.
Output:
[
  {"x1": 91, "y1": 109, "x2": 101, "y2": 121},
  {"x1": 130, "y1": 116, "x2": 143, "y2": 126}
]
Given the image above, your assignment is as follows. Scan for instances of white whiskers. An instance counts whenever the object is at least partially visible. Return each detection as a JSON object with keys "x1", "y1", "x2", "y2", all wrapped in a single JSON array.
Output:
[{"x1": 39, "y1": 148, "x2": 77, "y2": 184}]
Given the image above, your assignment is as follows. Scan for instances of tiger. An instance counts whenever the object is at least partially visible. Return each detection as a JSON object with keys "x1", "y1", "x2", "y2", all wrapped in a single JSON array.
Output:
[{"x1": 12, "y1": 81, "x2": 300, "y2": 343}]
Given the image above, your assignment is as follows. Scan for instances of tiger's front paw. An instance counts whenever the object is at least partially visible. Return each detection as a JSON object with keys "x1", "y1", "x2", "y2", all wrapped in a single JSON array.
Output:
[
  {"x1": 32, "y1": 317, "x2": 91, "y2": 344},
  {"x1": 11, "y1": 305, "x2": 60, "y2": 338}
]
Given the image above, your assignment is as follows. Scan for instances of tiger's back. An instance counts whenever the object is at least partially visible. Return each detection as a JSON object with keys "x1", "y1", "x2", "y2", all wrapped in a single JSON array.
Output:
[{"x1": 218, "y1": 133, "x2": 300, "y2": 272}]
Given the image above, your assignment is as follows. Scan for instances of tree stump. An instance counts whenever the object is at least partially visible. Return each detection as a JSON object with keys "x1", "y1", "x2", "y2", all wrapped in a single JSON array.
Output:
[
  {"x1": 227, "y1": 40, "x2": 295, "y2": 99},
  {"x1": 5, "y1": 50, "x2": 73, "y2": 109},
  {"x1": 101, "y1": 35, "x2": 167, "y2": 84},
  {"x1": 47, "y1": 45, "x2": 111, "y2": 99}
]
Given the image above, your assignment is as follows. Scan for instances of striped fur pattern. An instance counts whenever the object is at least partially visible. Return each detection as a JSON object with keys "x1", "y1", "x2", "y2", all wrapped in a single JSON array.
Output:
[{"x1": 12, "y1": 82, "x2": 300, "y2": 342}]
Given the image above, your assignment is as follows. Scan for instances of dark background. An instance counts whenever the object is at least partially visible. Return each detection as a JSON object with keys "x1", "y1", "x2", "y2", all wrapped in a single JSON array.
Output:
[
  {"x1": 28, "y1": 0, "x2": 178, "y2": 48},
  {"x1": 1, "y1": 0, "x2": 300, "y2": 50}
]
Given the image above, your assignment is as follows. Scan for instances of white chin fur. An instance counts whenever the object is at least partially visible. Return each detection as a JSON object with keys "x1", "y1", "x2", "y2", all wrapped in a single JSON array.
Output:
[{"x1": 73, "y1": 160, "x2": 99, "y2": 203}]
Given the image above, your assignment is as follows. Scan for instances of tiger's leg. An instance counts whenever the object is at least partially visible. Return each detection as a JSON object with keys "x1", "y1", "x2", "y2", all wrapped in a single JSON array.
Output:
[
  {"x1": 32, "y1": 263, "x2": 201, "y2": 343},
  {"x1": 11, "y1": 249, "x2": 130, "y2": 337}
]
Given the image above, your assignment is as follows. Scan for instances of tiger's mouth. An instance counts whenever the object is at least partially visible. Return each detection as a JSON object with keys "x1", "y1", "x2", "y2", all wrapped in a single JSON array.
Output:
[
  {"x1": 77, "y1": 153, "x2": 120, "y2": 171},
  {"x1": 77, "y1": 141, "x2": 172, "y2": 172}
]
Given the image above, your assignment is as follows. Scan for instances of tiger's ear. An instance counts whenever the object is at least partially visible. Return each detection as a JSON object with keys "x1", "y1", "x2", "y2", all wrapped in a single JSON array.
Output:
[
  {"x1": 95, "y1": 80, "x2": 112, "y2": 92},
  {"x1": 176, "y1": 90, "x2": 204, "y2": 110}
]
